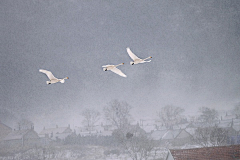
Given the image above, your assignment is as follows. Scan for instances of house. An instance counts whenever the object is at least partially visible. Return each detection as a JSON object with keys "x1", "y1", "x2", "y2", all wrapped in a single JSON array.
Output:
[
  {"x1": 185, "y1": 127, "x2": 196, "y2": 136},
  {"x1": 111, "y1": 124, "x2": 147, "y2": 139},
  {"x1": 158, "y1": 129, "x2": 193, "y2": 146},
  {"x1": 0, "y1": 121, "x2": 12, "y2": 141},
  {"x1": 221, "y1": 112, "x2": 236, "y2": 120},
  {"x1": 171, "y1": 129, "x2": 193, "y2": 146},
  {"x1": 3, "y1": 128, "x2": 40, "y2": 147},
  {"x1": 218, "y1": 120, "x2": 238, "y2": 137},
  {"x1": 151, "y1": 129, "x2": 168, "y2": 146},
  {"x1": 74, "y1": 125, "x2": 105, "y2": 136},
  {"x1": 39, "y1": 125, "x2": 72, "y2": 140},
  {"x1": 126, "y1": 124, "x2": 146, "y2": 137},
  {"x1": 140, "y1": 124, "x2": 156, "y2": 133},
  {"x1": 73, "y1": 125, "x2": 114, "y2": 137},
  {"x1": 166, "y1": 145, "x2": 240, "y2": 160},
  {"x1": 151, "y1": 129, "x2": 168, "y2": 141},
  {"x1": 151, "y1": 129, "x2": 193, "y2": 146}
]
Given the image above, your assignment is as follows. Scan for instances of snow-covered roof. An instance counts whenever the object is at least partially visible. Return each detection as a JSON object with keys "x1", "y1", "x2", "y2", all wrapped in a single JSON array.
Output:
[
  {"x1": 162, "y1": 130, "x2": 181, "y2": 140},
  {"x1": 39, "y1": 126, "x2": 71, "y2": 135},
  {"x1": 4, "y1": 129, "x2": 38, "y2": 140},
  {"x1": 0, "y1": 122, "x2": 12, "y2": 140},
  {"x1": 74, "y1": 125, "x2": 105, "y2": 135},
  {"x1": 187, "y1": 122, "x2": 216, "y2": 128},
  {"x1": 233, "y1": 119, "x2": 240, "y2": 123},
  {"x1": 151, "y1": 130, "x2": 168, "y2": 140},
  {"x1": 140, "y1": 125, "x2": 156, "y2": 133},
  {"x1": 0, "y1": 122, "x2": 11, "y2": 131},
  {"x1": 99, "y1": 130, "x2": 112, "y2": 136},
  {"x1": 217, "y1": 121, "x2": 232, "y2": 128},
  {"x1": 157, "y1": 125, "x2": 168, "y2": 130},
  {"x1": 185, "y1": 128, "x2": 196, "y2": 135},
  {"x1": 79, "y1": 131, "x2": 98, "y2": 136}
]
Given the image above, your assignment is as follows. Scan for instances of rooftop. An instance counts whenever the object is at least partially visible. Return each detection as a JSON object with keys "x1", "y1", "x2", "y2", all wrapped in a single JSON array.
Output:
[{"x1": 169, "y1": 145, "x2": 240, "y2": 160}]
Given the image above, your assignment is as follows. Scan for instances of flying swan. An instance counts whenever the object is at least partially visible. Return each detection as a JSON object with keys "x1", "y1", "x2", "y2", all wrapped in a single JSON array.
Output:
[
  {"x1": 102, "y1": 63, "x2": 127, "y2": 77},
  {"x1": 126, "y1": 47, "x2": 152, "y2": 65},
  {"x1": 39, "y1": 69, "x2": 69, "y2": 84}
]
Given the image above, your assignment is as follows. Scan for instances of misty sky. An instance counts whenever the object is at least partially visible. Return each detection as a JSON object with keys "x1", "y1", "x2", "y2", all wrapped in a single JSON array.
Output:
[{"x1": 1, "y1": 0, "x2": 240, "y2": 131}]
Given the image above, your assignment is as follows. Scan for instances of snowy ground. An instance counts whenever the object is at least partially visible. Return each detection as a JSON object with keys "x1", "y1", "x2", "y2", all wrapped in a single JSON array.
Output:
[{"x1": 0, "y1": 145, "x2": 169, "y2": 160}]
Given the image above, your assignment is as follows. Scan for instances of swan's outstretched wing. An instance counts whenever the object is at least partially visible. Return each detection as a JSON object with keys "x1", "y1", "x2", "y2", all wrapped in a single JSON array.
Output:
[
  {"x1": 110, "y1": 68, "x2": 127, "y2": 77},
  {"x1": 102, "y1": 65, "x2": 112, "y2": 68},
  {"x1": 126, "y1": 47, "x2": 140, "y2": 61},
  {"x1": 39, "y1": 69, "x2": 57, "y2": 80}
]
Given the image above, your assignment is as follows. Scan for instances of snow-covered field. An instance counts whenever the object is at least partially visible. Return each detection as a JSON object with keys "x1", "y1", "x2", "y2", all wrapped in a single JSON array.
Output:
[{"x1": 0, "y1": 145, "x2": 169, "y2": 160}]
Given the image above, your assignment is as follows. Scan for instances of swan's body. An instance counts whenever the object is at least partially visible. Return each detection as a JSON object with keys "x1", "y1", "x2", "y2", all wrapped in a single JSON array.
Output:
[
  {"x1": 126, "y1": 47, "x2": 152, "y2": 65},
  {"x1": 102, "y1": 63, "x2": 127, "y2": 77},
  {"x1": 39, "y1": 69, "x2": 69, "y2": 84}
]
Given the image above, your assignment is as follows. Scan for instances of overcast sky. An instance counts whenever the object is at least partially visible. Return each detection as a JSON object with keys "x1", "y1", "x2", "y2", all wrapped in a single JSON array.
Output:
[{"x1": 1, "y1": 0, "x2": 240, "y2": 131}]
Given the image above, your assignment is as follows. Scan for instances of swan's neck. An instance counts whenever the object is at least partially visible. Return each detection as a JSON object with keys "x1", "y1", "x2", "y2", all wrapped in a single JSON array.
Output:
[
  {"x1": 143, "y1": 57, "x2": 151, "y2": 61},
  {"x1": 116, "y1": 63, "x2": 124, "y2": 67}
]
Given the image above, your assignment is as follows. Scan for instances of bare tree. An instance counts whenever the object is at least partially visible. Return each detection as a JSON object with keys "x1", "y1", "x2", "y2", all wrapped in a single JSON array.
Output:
[
  {"x1": 125, "y1": 136, "x2": 155, "y2": 160},
  {"x1": 194, "y1": 127, "x2": 212, "y2": 147},
  {"x1": 209, "y1": 125, "x2": 228, "y2": 146},
  {"x1": 113, "y1": 124, "x2": 156, "y2": 160},
  {"x1": 81, "y1": 108, "x2": 100, "y2": 129},
  {"x1": 198, "y1": 107, "x2": 219, "y2": 125},
  {"x1": 104, "y1": 99, "x2": 133, "y2": 129},
  {"x1": 157, "y1": 105, "x2": 185, "y2": 129},
  {"x1": 194, "y1": 125, "x2": 229, "y2": 147}
]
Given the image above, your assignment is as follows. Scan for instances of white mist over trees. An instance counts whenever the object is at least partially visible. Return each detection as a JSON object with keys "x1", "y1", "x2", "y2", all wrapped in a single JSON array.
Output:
[
  {"x1": 157, "y1": 105, "x2": 185, "y2": 129},
  {"x1": 194, "y1": 125, "x2": 229, "y2": 147},
  {"x1": 16, "y1": 118, "x2": 34, "y2": 130},
  {"x1": 198, "y1": 107, "x2": 219, "y2": 125},
  {"x1": 106, "y1": 100, "x2": 157, "y2": 160},
  {"x1": 103, "y1": 99, "x2": 133, "y2": 130},
  {"x1": 81, "y1": 108, "x2": 100, "y2": 129}
]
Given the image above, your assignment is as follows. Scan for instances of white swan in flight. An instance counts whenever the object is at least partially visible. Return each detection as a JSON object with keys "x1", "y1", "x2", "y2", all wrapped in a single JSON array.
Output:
[
  {"x1": 126, "y1": 47, "x2": 152, "y2": 65},
  {"x1": 102, "y1": 63, "x2": 127, "y2": 77},
  {"x1": 39, "y1": 69, "x2": 69, "y2": 84}
]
